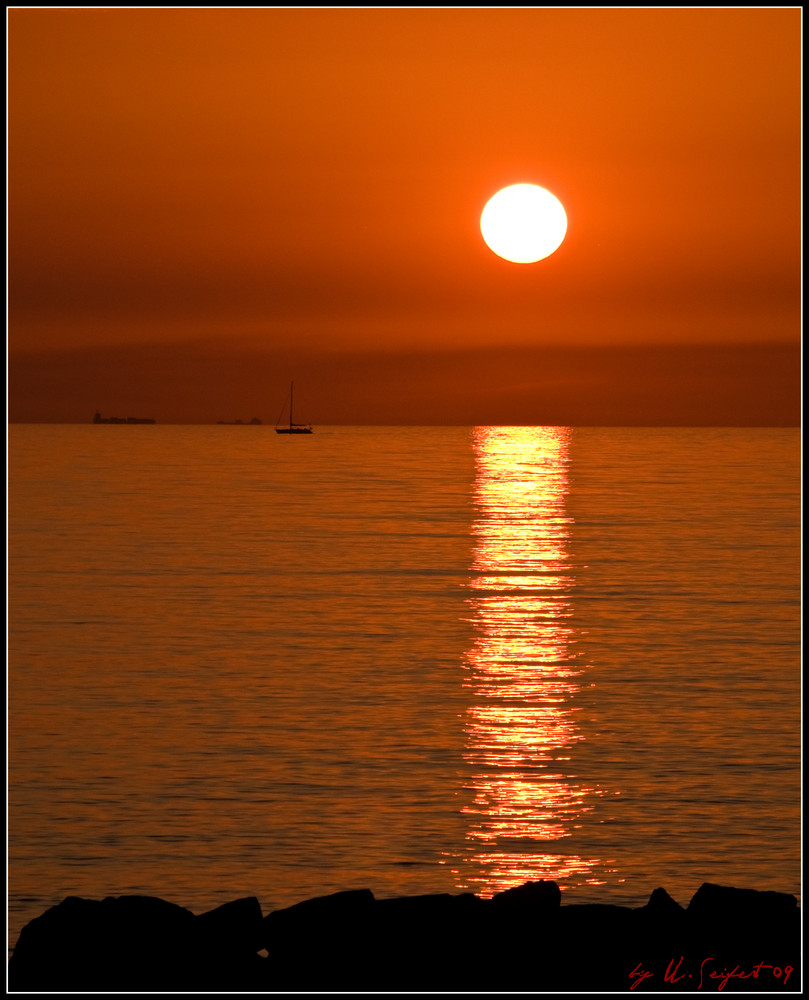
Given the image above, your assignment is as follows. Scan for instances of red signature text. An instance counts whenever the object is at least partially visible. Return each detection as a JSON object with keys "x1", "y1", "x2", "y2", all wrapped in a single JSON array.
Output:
[{"x1": 629, "y1": 957, "x2": 794, "y2": 990}]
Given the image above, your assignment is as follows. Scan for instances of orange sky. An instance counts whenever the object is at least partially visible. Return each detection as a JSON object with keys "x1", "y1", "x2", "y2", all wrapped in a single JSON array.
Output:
[{"x1": 8, "y1": 8, "x2": 801, "y2": 424}]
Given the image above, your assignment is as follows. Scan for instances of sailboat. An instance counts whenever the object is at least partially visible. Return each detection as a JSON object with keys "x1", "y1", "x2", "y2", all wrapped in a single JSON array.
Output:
[{"x1": 275, "y1": 381, "x2": 313, "y2": 434}]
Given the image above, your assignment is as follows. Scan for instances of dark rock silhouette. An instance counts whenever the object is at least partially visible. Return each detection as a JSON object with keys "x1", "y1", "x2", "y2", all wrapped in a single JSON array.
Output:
[
  {"x1": 7, "y1": 895, "x2": 197, "y2": 991},
  {"x1": 644, "y1": 884, "x2": 685, "y2": 917},
  {"x1": 491, "y1": 876, "x2": 562, "y2": 910},
  {"x1": 194, "y1": 895, "x2": 266, "y2": 987},
  {"x1": 687, "y1": 881, "x2": 797, "y2": 924},
  {"x1": 8, "y1": 881, "x2": 800, "y2": 992}
]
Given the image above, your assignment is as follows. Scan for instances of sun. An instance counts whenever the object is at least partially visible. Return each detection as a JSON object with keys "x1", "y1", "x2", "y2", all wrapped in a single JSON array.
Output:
[{"x1": 480, "y1": 184, "x2": 567, "y2": 263}]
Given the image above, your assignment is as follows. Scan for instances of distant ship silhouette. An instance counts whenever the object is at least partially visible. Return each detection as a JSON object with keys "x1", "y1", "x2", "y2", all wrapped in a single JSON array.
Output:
[
  {"x1": 275, "y1": 382, "x2": 313, "y2": 434},
  {"x1": 93, "y1": 412, "x2": 156, "y2": 424}
]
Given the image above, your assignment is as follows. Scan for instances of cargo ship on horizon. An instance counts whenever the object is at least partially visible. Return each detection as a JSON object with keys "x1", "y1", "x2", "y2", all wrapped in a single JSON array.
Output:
[{"x1": 93, "y1": 412, "x2": 156, "y2": 424}]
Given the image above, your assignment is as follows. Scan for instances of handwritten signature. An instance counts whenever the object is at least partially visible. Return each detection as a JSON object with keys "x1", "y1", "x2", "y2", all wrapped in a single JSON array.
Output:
[{"x1": 629, "y1": 956, "x2": 794, "y2": 991}]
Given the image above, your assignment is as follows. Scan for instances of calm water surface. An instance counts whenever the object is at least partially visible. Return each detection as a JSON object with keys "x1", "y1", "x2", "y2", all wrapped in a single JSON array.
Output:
[{"x1": 8, "y1": 425, "x2": 801, "y2": 952}]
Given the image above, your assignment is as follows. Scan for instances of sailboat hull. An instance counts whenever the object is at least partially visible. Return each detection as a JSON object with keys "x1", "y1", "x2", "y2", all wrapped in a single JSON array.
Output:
[{"x1": 275, "y1": 382, "x2": 313, "y2": 433}]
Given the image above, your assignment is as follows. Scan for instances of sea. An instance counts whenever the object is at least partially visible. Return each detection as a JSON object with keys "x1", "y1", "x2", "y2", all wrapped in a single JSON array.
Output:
[{"x1": 7, "y1": 424, "x2": 801, "y2": 955}]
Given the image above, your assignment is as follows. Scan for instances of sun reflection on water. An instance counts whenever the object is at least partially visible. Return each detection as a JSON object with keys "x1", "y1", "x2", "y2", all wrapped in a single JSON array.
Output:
[{"x1": 452, "y1": 426, "x2": 606, "y2": 896}]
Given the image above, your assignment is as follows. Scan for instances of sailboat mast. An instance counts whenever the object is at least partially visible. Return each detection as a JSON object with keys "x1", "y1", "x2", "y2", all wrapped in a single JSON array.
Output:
[{"x1": 290, "y1": 381, "x2": 294, "y2": 429}]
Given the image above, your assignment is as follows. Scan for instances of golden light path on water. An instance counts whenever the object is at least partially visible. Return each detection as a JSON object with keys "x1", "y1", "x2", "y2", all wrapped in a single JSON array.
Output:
[{"x1": 451, "y1": 426, "x2": 610, "y2": 897}]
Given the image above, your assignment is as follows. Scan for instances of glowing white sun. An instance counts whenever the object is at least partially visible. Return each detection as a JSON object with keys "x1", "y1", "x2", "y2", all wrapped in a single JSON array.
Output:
[{"x1": 480, "y1": 184, "x2": 567, "y2": 263}]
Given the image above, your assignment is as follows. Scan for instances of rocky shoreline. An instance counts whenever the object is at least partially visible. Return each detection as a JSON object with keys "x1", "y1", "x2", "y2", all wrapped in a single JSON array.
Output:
[{"x1": 8, "y1": 880, "x2": 800, "y2": 993}]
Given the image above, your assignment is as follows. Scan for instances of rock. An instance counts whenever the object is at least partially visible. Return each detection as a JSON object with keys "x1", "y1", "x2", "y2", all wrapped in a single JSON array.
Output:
[
  {"x1": 644, "y1": 885, "x2": 685, "y2": 917},
  {"x1": 194, "y1": 896, "x2": 266, "y2": 990},
  {"x1": 550, "y1": 904, "x2": 642, "y2": 991},
  {"x1": 687, "y1": 881, "x2": 797, "y2": 923},
  {"x1": 261, "y1": 888, "x2": 376, "y2": 991},
  {"x1": 7, "y1": 894, "x2": 196, "y2": 992},
  {"x1": 196, "y1": 894, "x2": 264, "y2": 950},
  {"x1": 370, "y1": 892, "x2": 491, "y2": 991},
  {"x1": 7, "y1": 881, "x2": 801, "y2": 992},
  {"x1": 264, "y1": 886, "x2": 375, "y2": 929},
  {"x1": 685, "y1": 882, "x2": 800, "y2": 969},
  {"x1": 491, "y1": 877, "x2": 562, "y2": 911}
]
